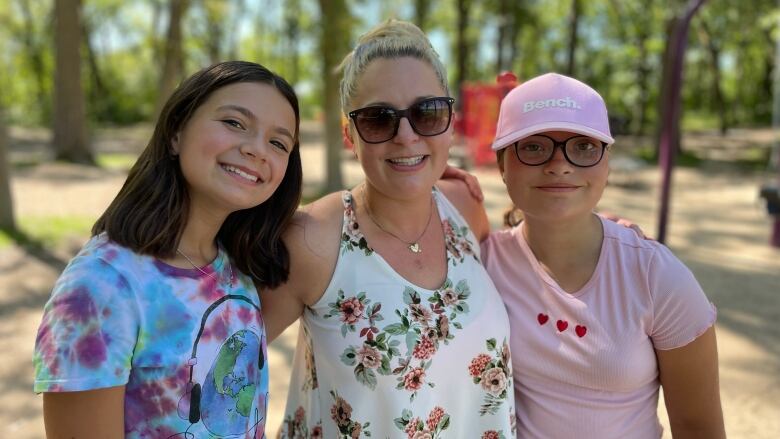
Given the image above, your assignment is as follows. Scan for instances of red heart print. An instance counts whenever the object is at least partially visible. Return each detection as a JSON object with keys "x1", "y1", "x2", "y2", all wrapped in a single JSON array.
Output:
[
  {"x1": 537, "y1": 313, "x2": 549, "y2": 325},
  {"x1": 556, "y1": 320, "x2": 568, "y2": 332},
  {"x1": 575, "y1": 325, "x2": 587, "y2": 338}
]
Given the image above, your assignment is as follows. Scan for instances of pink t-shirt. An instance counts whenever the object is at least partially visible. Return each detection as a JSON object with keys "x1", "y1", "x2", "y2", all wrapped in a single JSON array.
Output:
[{"x1": 481, "y1": 217, "x2": 716, "y2": 439}]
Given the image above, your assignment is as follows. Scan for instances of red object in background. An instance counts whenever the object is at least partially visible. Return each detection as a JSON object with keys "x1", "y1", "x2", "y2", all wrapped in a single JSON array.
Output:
[{"x1": 456, "y1": 72, "x2": 519, "y2": 166}]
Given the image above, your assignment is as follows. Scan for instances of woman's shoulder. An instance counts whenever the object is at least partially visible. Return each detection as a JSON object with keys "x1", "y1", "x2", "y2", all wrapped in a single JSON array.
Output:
[
  {"x1": 286, "y1": 191, "x2": 345, "y2": 244},
  {"x1": 282, "y1": 190, "x2": 346, "y2": 274}
]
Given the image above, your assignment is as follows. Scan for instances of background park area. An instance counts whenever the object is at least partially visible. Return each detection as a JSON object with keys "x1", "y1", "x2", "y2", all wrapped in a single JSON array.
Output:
[{"x1": 1, "y1": 0, "x2": 779, "y2": 438}]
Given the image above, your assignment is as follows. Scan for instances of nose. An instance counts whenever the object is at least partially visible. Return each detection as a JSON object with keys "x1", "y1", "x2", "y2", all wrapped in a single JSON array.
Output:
[
  {"x1": 392, "y1": 116, "x2": 420, "y2": 145},
  {"x1": 239, "y1": 136, "x2": 268, "y2": 161},
  {"x1": 543, "y1": 145, "x2": 572, "y2": 175}
]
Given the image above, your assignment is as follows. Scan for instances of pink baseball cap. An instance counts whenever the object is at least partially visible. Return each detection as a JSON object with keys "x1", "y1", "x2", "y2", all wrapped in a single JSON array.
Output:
[{"x1": 491, "y1": 73, "x2": 614, "y2": 151}]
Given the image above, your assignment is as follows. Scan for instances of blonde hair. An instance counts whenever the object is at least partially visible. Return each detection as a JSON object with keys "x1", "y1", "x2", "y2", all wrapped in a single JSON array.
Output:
[{"x1": 338, "y1": 19, "x2": 449, "y2": 114}]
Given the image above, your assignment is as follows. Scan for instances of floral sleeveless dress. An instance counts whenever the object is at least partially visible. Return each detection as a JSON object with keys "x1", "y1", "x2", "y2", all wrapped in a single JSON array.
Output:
[{"x1": 279, "y1": 189, "x2": 516, "y2": 439}]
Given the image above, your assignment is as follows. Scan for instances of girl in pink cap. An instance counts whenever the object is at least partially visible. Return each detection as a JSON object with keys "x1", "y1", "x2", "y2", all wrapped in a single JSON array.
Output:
[{"x1": 481, "y1": 73, "x2": 725, "y2": 438}]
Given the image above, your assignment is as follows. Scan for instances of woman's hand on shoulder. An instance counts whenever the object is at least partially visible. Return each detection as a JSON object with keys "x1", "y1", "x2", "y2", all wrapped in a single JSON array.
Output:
[
  {"x1": 598, "y1": 211, "x2": 650, "y2": 239},
  {"x1": 43, "y1": 386, "x2": 125, "y2": 438},
  {"x1": 437, "y1": 178, "x2": 491, "y2": 242},
  {"x1": 441, "y1": 164, "x2": 484, "y2": 201},
  {"x1": 260, "y1": 192, "x2": 344, "y2": 342}
]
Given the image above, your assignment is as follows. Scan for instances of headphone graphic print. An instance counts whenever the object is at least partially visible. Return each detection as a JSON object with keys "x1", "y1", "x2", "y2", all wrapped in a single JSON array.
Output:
[{"x1": 182, "y1": 294, "x2": 265, "y2": 425}]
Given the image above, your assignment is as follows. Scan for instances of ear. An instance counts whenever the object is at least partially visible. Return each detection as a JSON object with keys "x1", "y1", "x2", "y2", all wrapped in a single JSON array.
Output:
[
  {"x1": 170, "y1": 133, "x2": 181, "y2": 156},
  {"x1": 341, "y1": 123, "x2": 355, "y2": 151}
]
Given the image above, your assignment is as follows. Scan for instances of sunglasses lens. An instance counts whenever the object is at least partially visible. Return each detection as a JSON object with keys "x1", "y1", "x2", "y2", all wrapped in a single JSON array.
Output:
[
  {"x1": 410, "y1": 98, "x2": 452, "y2": 136},
  {"x1": 354, "y1": 107, "x2": 397, "y2": 143}
]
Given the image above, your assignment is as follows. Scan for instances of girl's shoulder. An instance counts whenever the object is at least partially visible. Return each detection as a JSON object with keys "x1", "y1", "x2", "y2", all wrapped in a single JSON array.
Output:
[{"x1": 72, "y1": 234, "x2": 149, "y2": 273}]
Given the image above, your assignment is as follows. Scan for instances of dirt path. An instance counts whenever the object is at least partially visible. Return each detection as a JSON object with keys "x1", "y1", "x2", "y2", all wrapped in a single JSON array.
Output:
[{"x1": 1, "y1": 127, "x2": 778, "y2": 438}]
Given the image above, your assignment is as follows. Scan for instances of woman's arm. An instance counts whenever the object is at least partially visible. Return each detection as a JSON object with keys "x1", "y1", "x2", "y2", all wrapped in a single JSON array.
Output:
[
  {"x1": 43, "y1": 386, "x2": 125, "y2": 438},
  {"x1": 656, "y1": 326, "x2": 726, "y2": 439}
]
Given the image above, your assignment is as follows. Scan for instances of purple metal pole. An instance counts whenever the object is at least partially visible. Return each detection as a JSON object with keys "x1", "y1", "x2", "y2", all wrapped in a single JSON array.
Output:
[{"x1": 656, "y1": 0, "x2": 707, "y2": 244}]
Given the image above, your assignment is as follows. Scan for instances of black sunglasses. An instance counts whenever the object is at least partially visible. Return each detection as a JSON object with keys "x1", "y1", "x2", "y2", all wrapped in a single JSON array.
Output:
[
  {"x1": 348, "y1": 97, "x2": 455, "y2": 144},
  {"x1": 513, "y1": 134, "x2": 607, "y2": 167}
]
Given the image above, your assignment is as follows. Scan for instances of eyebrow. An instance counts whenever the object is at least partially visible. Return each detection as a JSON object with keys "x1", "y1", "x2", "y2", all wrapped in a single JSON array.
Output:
[
  {"x1": 217, "y1": 104, "x2": 294, "y2": 141},
  {"x1": 217, "y1": 104, "x2": 256, "y2": 120},
  {"x1": 360, "y1": 95, "x2": 440, "y2": 109}
]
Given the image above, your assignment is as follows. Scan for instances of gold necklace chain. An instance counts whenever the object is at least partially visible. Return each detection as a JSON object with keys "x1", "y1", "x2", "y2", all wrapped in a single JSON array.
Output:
[
  {"x1": 361, "y1": 188, "x2": 434, "y2": 254},
  {"x1": 176, "y1": 247, "x2": 230, "y2": 281}
]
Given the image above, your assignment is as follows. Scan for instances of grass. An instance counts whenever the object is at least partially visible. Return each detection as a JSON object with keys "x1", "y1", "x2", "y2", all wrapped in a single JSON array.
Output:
[
  {"x1": 95, "y1": 153, "x2": 138, "y2": 170},
  {"x1": 0, "y1": 216, "x2": 94, "y2": 250},
  {"x1": 634, "y1": 146, "x2": 703, "y2": 167},
  {"x1": 681, "y1": 112, "x2": 722, "y2": 132},
  {"x1": 11, "y1": 153, "x2": 138, "y2": 171}
]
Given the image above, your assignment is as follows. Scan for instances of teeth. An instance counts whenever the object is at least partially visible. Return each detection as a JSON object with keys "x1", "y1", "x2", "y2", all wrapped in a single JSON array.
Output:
[
  {"x1": 388, "y1": 156, "x2": 425, "y2": 166},
  {"x1": 223, "y1": 165, "x2": 258, "y2": 182}
]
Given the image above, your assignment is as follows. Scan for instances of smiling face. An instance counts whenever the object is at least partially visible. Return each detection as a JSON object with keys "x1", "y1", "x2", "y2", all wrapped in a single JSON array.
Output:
[
  {"x1": 347, "y1": 56, "x2": 452, "y2": 199},
  {"x1": 173, "y1": 81, "x2": 296, "y2": 219},
  {"x1": 500, "y1": 130, "x2": 609, "y2": 223}
]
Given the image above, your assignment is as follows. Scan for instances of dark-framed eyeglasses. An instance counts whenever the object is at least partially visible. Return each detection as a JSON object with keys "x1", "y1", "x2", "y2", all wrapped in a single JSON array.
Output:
[
  {"x1": 348, "y1": 97, "x2": 455, "y2": 144},
  {"x1": 513, "y1": 134, "x2": 608, "y2": 167}
]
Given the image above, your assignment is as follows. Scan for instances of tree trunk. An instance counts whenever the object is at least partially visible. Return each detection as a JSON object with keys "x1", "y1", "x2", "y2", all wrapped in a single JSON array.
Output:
[
  {"x1": 17, "y1": 0, "x2": 51, "y2": 124},
  {"x1": 285, "y1": 0, "x2": 302, "y2": 85},
  {"x1": 0, "y1": 104, "x2": 14, "y2": 230},
  {"x1": 204, "y1": 1, "x2": 227, "y2": 64},
  {"x1": 455, "y1": 0, "x2": 471, "y2": 110},
  {"x1": 414, "y1": 0, "x2": 432, "y2": 31},
  {"x1": 636, "y1": 21, "x2": 652, "y2": 135},
  {"x1": 495, "y1": 0, "x2": 510, "y2": 74},
  {"x1": 507, "y1": 4, "x2": 522, "y2": 73},
  {"x1": 155, "y1": 0, "x2": 188, "y2": 119},
  {"x1": 53, "y1": 0, "x2": 92, "y2": 164},
  {"x1": 82, "y1": 15, "x2": 107, "y2": 117},
  {"x1": 565, "y1": 0, "x2": 582, "y2": 76},
  {"x1": 317, "y1": 0, "x2": 351, "y2": 192},
  {"x1": 698, "y1": 18, "x2": 728, "y2": 135}
]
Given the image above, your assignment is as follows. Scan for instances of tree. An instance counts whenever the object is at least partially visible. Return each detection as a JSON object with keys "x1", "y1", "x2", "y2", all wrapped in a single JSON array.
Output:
[
  {"x1": 284, "y1": 0, "x2": 302, "y2": 85},
  {"x1": 565, "y1": 0, "x2": 582, "y2": 76},
  {"x1": 53, "y1": 0, "x2": 92, "y2": 164},
  {"x1": 0, "y1": 103, "x2": 13, "y2": 230},
  {"x1": 413, "y1": 0, "x2": 433, "y2": 31},
  {"x1": 155, "y1": 0, "x2": 188, "y2": 118},
  {"x1": 454, "y1": 0, "x2": 472, "y2": 109},
  {"x1": 697, "y1": 15, "x2": 729, "y2": 134},
  {"x1": 13, "y1": 0, "x2": 52, "y2": 125},
  {"x1": 317, "y1": 0, "x2": 351, "y2": 192},
  {"x1": 493, "y1": 0, "x2": 525, "y2": 75}
]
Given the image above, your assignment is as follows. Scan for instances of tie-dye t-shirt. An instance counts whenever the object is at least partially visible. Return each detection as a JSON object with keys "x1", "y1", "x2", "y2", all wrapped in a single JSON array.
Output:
[{"x1": 33, "y1": 234, "x2": 269, "y2": 438}]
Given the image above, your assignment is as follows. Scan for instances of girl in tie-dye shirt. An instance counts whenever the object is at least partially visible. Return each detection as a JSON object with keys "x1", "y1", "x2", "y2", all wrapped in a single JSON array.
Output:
[{"x1": 33, "y1": 61, "x2": 303, "y2": 438}]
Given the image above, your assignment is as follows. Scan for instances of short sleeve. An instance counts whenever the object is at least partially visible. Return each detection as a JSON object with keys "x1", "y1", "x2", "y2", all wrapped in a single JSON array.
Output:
[
  {"x1": 33, "y1": 254, "x2": 140, "y2": 392},
  {"x1": 647, "y1": 245, "x2": 716, "y2": 350}
]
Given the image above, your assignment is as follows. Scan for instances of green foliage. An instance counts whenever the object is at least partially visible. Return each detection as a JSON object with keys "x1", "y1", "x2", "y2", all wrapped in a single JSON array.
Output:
[
  {"x1": 95, "y1": 152, "x2": 139, "y2": 170},
  {"x1": 0, "y1": 0, "x2": 776, "y2": 138},
  {"x1": 0, "y1": 215, "x2": 94, "y2": 250}
]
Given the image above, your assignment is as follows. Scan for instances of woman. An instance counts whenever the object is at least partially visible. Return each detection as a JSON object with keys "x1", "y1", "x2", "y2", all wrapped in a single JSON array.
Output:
[
  {"x1": 262, "y1": 20, "x2": 515, "y2": 438},
  {"x1": 34, "y1": 61, "x2": 302, "y2": 438},
  {"x1": 481, "y1": 73, "x2": 725, "y2": 438}
]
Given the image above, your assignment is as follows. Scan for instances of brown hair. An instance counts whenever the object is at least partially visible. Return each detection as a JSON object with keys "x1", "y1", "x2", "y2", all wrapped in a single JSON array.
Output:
[
  {"x1": 496, "y1": 146, "x2": 523, "y2": 227},
  {"x1": 92, "y1": 61, "x2": 302, "y2": 289}
]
